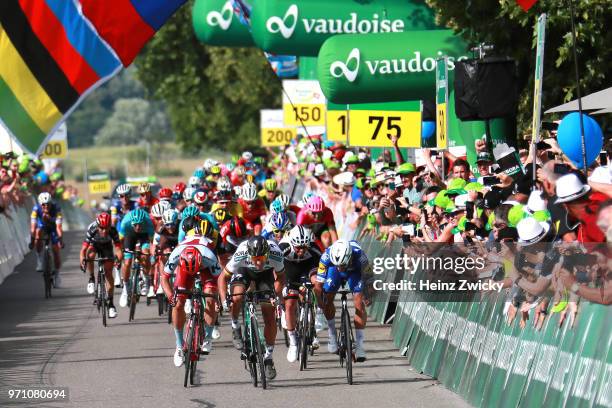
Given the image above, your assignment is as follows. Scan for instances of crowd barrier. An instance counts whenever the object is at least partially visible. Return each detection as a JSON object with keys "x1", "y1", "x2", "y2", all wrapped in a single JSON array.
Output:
[
  {"x1": 360, "y1": 226, "x2": 612, "y2": 408},
  {"x1": 0, "y1": 199, "x2": 90, "y2": 285}
]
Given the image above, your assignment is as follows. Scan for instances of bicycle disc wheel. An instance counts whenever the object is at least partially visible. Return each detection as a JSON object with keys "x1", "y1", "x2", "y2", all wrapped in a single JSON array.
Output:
[
  {"x1": 343, "y1": 308, "x2": 353, "y2": 385},
  {"x1": 251, "y1": 314, "x2": 267, "y2": 390},
  {"x1": 183, "y1": 316, "x2": 196, "y2": 387}
]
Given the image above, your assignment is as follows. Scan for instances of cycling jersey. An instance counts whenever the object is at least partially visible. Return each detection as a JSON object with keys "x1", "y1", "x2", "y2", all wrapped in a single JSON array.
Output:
[
  {"x1": 218, "y1": 219, "x2": 252, "y2": 255},
  {"x1": 296, "y1": 206, "x2": 335, "y2": 236},
  {"x1": 225, "y1": 240, "x2": 284, "y2": 275},
  {"x1": 118, "y1": 210, "x2": 155, "y2": 238},
  {"x1": 177, "y1": 212, "x2": 218, "y2": 243},
  {"x1": 317, "y1": 240, "x2": 368, "y2": 293},
  {"x1": 135, "y1": 196, "x2": 159, "y2": 213},
  {"x1": 237, "y1": 198, "x2": 267, "y2": 225},
  {"x1": 110, "y1": 199, "x2": 135, "y2": 226},
  {"x1": 278, "y1": 240, "x2": 321, "y2": 291},
  {"x1": 210, "y1": 202, "x2": 244, "y2": 218},
  {"x1": 154, "y1": 227, "x2": 179, "y2": 252},
  {"x1": 83, "y1": 221, "x2": 120, "y2": 258},
  {"x1": 31, "y1": 203, "x2": 63, "y2": 229}
]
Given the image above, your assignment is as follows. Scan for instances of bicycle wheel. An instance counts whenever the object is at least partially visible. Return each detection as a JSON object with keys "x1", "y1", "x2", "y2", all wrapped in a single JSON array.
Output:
[
  {"x1": 183, "y1": 314, "x2": 196, "y2": 387},
  {"x1": 299, "y1": 305, "x2": 309, "y2": 371},
  {"x1": 129, "y1": 272, "x2": 138, "y2": 322},
  {"x1": 157, "y1": 294, "x2": 164, "y2": 316},
  {"x1": 167, "y1": 302, "x2": 173, "y2": 324},
  {"x1": 42, "y1": 249, "x2": 51, "y2": 299},
  {"x1": 100, "y1": 271, "x2": 107, "y2": 327},
  {"x1": 308, "y1": 304, "x2": 316, "y2": 356},
  {"x1": 243, "y1": 310, "x2": 257, "y2": 387},
  {"x1": 190, "y1": 317, "x2": 201, "y2": 385},
  {"x1": 342, "y1": 307, "x2": 353, "y2": 385},
  {"x1": 251, "y1": 314, "x2": 267, "y2": 390}
]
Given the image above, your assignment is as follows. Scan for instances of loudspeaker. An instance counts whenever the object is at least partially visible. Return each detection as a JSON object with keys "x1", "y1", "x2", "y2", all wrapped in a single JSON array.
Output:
[{"x1": 454, "y1": 57, "x2": 518, "y2": 120}]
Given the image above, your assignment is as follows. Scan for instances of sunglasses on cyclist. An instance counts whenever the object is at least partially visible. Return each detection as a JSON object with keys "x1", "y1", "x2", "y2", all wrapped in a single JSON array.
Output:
[{"x1": 293, "y1": 245, "x2": 308, "y2": 251}]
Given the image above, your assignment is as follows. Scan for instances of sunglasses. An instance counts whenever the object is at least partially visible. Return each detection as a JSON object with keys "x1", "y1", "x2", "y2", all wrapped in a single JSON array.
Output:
[{"x1": 293, "y1": 245, "x2": 308, "y2": 251}]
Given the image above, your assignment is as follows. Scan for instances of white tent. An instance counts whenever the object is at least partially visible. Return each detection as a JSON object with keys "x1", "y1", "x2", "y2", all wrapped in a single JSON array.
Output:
[{"x1": 544, "y1": 87, "x2": 612, "y2": 114}]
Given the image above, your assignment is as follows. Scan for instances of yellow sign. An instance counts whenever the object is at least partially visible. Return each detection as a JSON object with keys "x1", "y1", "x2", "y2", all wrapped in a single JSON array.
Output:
[
  {"x1": 326, "y1": 110, "x2": 348, "y2": 142},
  {"x1": 283, "y1": 103, "x2": 326, "y2": 127},
  {"x1": 436, "y1": 102, "x2": 447, "y2": 149},
  {"x1": 88, "y1": 180, "x2": 111, "y2": 195},
  {"x1": 348, "y1": 110, "x2": 421, "y2": 148},
  {"x1": 261, "y1": 128, "x2": 297, "y2": 147},
  {"x1": 40, "y1": 140, "x2": 68, "y2": 159}
]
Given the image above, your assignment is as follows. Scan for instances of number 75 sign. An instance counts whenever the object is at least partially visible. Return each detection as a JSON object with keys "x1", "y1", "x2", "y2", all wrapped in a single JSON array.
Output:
[{"x1": 347, "y1": 110, "x2": 421, "y2": 148}]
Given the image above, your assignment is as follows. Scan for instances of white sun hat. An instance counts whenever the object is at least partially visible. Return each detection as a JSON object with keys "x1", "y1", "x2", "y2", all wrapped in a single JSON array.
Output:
[
  {"x1": 526, "y1": 190, "x2": 547, "y2": 213},
  {"x1": 555, "y1": 173, "x2": 591, "y2": 204},
  {"x1": 517, "y1": 217, "x2": 550, "y2": 245}
]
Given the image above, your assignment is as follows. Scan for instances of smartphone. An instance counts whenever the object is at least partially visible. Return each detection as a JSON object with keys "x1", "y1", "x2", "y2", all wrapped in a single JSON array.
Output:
[
  {"x1": 600, "y1": 151, "x2": 608, "y2": 166},
  {"x1": 483, "y1": 176, "x2": 500, "y2": 186},
  {"x1": 466, "y1": 201, "x2": 475, "y2": 220},
  {"x1": 387, "y1": 182, "x2": 395, "y2": 190},
  {"x1": 554, "y1": 163, "x2": 571, "y2": 175},
  {"x1": 401, "y1": 224, "x2": 415, "y2": 236}
]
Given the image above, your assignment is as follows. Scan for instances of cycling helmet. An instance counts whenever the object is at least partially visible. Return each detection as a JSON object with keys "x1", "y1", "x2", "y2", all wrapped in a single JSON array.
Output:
[
  {"x1": 182, "y1": 205, "x2": 200, "y2": 219},
  {"x1": 233, "y1": 185, "x2": 242, "y2": 198},
  {"x1": 193, "y1": 168, "x2": 205, "y2": 179},
  {"x1": 241, "y1": 183, "x2": 257, "y2": 201},
  {"x1": 242, "y1": 151, "x2": 253, "y2": 161},
  {"x1": 174, "y1": 182, "x2": 186, "y2": 194},
  {"x1": 277, "y1": 194, "x2": 290, "y2": 209},
  {"x1": 203, "y1": 159, "x2": 214, "y2": 173},
  {"x1": 301, "y1": 191, "x2": 316, "y2": 206},
  {"x1": 270, "y1": 212, "x2": 291, "y2": 232},
  {"x1": 151, "y1": 202, "x2": 167, "y2": 218},
  {"x1": 210, "y1": 165, "x2": 221, "y2": 175},
  {"x1": 130, "y1": 208, "x2": 147, "y2": 225},
  {"x1": 217, "y1": 177, "x2": 232, "y2": 192},
  {"x1": 264, "y1": 178, "x2": 277, "y2": 192},
  {"x1": 329, "y1": 240, "x2": 352, "y2": 266},
  {"x1": 307, "y1": 195, "x2": 324, "y2": 212},
  {"x1": 214, "y1": 190, "x2": 232, "y2": 203},
  {"x1": 38, "y1": 192, "x2": 52, "y2": 205},
  {"x1": 179, "y1": 246, "x2": 201, "y2": 276},
  {"x1": 196, "y1": 219, "x2": 214, "y2": 238},
  {"x1": 159, "y1": 188, "x2": 172, "y2": 200},
  {"x1": 116, "y1": 184, "x2": 132, "y2": 196},
  {"x1": 183, "y1": 187, "x2": 196, "y2": 201},
  {"x1": 137, "y1": 182, "x2": 150, "y2": 194},
  {"x1": 289, "y1": 225, "x2": 312, "y2": 247},
  {"x1": 246, "y1": 235, "x2": 269, "y2": 257},
  {"x1": 229, "y1": 216, "x2": 247, "y2": 238},
  {"x1": 96, "y1": 212, "x2": 111, "y2": 229},
  {"x1": 162, "y1": 209, "x2": 179, "y2": 226},
  {"x1": 270, "y1": 199, "x2": 284, "y2": 214},
  {"x1": 188, "y1": 176, "x2": 201, "y2": 188},
  {"x1": 225, "y1": 163, "x2": 235, "y2": 172},
  {"x1": 213, "y1": 208, "x2": 230, "y2": 224},
  {"x1": 194, "y1": 191, "x2": 207, "y2": 205}
]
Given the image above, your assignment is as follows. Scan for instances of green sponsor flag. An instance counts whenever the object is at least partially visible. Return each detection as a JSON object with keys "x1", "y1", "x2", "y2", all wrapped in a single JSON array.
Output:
[
  {"x1": 192, "y1": 0, "x2": 254, "y2": 47},
  {"x1": 317, "y1": 30, "x2": 468, "y2": 104},
  {"x1": 250, "y1": 0, "x2": 435, "y2": 56}
]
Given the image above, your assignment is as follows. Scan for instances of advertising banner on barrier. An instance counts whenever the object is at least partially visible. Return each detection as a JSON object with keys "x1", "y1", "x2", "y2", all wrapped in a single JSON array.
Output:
[
  {"x1": 193, "y1": 0, "x2": 255, "y2": 46},
  {"x1": 260, "y1": 109, "x2": 297, "y2": 146},
  {"x1": 88, "y1": 172, "x2": 111, "y2": 195},
  {"x1": 317, "y1": 30, "x2": 468, "y2": 104},
  {"x1": 250, "y1": 0, "x2": 435, "y2": 56},
  {"x1": 282, "y1": 80, "x2": 326, "y2": 127}
]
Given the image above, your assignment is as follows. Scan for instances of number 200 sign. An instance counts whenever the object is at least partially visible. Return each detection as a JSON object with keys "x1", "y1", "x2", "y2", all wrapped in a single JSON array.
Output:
[{"x1": 260, "y1": 109, "x2": 296, "y2": 147}]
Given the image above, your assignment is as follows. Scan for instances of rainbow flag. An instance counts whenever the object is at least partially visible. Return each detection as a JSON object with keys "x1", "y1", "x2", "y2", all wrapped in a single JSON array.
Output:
[{"x1": 0, "y1": 0, "x2": 186, "y2": 154}]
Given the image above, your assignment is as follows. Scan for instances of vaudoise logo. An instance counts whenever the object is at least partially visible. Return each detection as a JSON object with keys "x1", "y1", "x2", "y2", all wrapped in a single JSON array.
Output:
[
  {"x1": 330, "y1": 47, "x2": 469, "y2": 83},
  {"x1": 266, "y1": 4, "x2": 405, "y2": 39},
  {"x1": 206, "y1": 0, "x2": 234, "y2": 31}
]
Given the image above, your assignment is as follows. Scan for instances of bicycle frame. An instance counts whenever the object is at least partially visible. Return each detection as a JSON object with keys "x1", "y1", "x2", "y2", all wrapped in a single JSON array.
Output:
[{"x1": 41, "y1": 236, "x2": 53, "y2": 299}]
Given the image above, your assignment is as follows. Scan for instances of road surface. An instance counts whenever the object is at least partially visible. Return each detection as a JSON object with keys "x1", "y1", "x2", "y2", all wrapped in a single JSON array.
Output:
[{"x1": 0, "y1": 232, "x2": 470, "y2": 408}]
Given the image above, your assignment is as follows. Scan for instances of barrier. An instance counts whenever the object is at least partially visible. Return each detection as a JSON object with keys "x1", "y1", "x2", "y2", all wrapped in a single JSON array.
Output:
[
  {"x1": 0, "y1": 199, "x2": 90, "y2": 285},
  {"x1": 360, "y1": 230, "x2": 612, "y2": 408}
]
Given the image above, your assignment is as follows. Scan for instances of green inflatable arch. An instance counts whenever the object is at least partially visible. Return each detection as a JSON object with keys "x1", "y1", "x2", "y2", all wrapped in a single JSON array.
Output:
[{"x1": 192, "y1": 0, "x2": 254, "y2": 47}]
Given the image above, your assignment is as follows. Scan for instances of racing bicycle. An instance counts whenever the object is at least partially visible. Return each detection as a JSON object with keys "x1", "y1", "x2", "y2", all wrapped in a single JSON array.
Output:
[{"x1": 337, "y1": 287, "x2": 355, "y2": 385}]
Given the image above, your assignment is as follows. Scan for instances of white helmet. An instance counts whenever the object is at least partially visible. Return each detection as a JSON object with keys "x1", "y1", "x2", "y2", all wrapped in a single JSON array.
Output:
[
  {"x1": 162, "y1": 209, "x2": 179, "y2": 225},
  {"x1": 203, "y1": 158, "x2": 214, "y2": 173},
  {"x1": 188, "y1": 176, "x2": 201, "y2": 188},
  {"x1": 116, "y1": 184, "x2": 132, "y2": 196},
  {"x1": 217, "y1": 176, "x2": 231, "y2": 192},
  {"x1": 38, "y1": 192, "x2": 52, "y2": 205},
  {"x1": 242, "y1": 151, "x2": 253, "y2": 160},
  {"x1": 329, "y1": 240, "x2": 352, "y2": 266},
  {"x1": 289, "y1": 225, "x2": 312, "y2": 247},
  {"x1": 151, "y1": 202, "x2": 167, "y2": 218},
  {"x1": 183, "y1": 187, "x2": 196, "y2": 201},
  {"x1": 276, "y1": 193, "x2": 290, "y2": 210},
  {"x1": 241, "y1": 182, "x2": 257, "y2": 201}
]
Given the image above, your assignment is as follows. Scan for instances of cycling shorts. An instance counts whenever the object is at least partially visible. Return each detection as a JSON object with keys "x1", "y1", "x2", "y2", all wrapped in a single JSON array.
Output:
[
  {"x1": 173, "y1": 268, "x2": 218, "y2": 301},
  {"x1": 123, "y1": 230, "x2": 151, "y2": 259},
  {"x1": 284, "y1": 258, "x2": 318, "y2": 292},
  {"x1": 229, "y1": 267, "x2": 275, "y2": 302},
  {"x1": 37, "y1": 226, "x2": 60, "y2": 245},
  {"x1": 85, "y1": 243, "x2": 114, "y2": 260}
]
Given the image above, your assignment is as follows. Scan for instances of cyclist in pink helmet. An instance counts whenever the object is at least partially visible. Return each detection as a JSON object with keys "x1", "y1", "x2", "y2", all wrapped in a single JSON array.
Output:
[{"x1": 297, "y1": 195, "x2": 337, "y2": 250}]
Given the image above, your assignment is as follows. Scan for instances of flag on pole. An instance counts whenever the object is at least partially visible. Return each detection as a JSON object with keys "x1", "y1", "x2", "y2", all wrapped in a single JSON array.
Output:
[
  {"x1": 0, "y1": 0, "x2": 186, "y2": 154},
  {"x1": 517, "y1": 0, "x2": 537, "y2": 11}
]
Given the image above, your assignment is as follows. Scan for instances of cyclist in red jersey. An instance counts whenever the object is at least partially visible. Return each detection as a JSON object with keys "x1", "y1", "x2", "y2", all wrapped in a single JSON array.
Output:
[
  {"x1": 296, "y1": 195, "x2": 338, "y2": 250},
  {"x1": 237, "y1": 182, "x2": 266, "y2": 235}
]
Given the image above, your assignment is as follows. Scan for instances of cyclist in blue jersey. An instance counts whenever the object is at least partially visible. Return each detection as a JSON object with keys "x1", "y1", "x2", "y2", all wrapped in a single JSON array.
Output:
[
  {"x1": 118, "y1": 208, "x2": 154, "y2": 307},
  {"x1": 110, "y1": 184, "x2": 135, "y2": 228},
  {"x1": 30, "y1": 192, "x2": 64, "y2": 287},
  {"x1": 177, "y1": 205, "x2": 218, "y2": 243},
  {"x1": 316, "y1": 239, "x2": 369, "y2": 361}
]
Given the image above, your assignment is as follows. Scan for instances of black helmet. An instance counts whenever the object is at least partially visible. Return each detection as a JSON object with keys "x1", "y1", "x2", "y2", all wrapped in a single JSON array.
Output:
[{"x1": 246, "y1": 236, "x2": 269, "y2": 257}]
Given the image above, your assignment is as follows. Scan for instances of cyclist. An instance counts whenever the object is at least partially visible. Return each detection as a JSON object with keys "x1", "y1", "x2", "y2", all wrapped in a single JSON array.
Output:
[
  {"x1": 278, "y1": 226, "x2": 322, "y2": 362},
  {"x1": 210, "y1": 189, "x2": 243, "y2": 218},
  {"x1": 316, "y1": 239, "x2": 369, "y2": 361},
  {"x1": 118, "y1": 208, "x2": 154, "y2": 307},
  {"x1": 110, "y1": 184, "x2": 134, "y2": 227},
  {"x1": 151, "y1": 209, "x2": 179, "y2": 298},
  {"x1": 173, "y1": 182, "x2": 187, "y2": 212},
  {"x1": 219, "y1": 236, "x2": 285, "y2": 380},
  {"x1": 238, "y1": 182, "x2": 266, "y2": 235},
  {"x1": 297, "y1": 195, "x2": 338, "y2": 250},
  {"x1": 178, "y1": 205, "x2": 218, "y2": 243},
  {"x1": 162, "y1": 241, "x2": 221, "y2": 367},
  {"x1": 151, "y1": 201, "x2": 171, "y2": 232},
  {"x1": 80, "y1": 212, "x2": 122, "y2": 318},
  {"x1": 261, "y1": 212, "x2": 292, "y2": 243},
  {"x1": 30, "y1": 192, "x2": 64, "y2": 286},
  {"x1": 158, "y1": 187, "x2": 174, "y2": 207},
  {"x1": 218, "y1": 216, "x2": 252, "y2": 269},
  {"x1": 193, "y1": 190, "x2": 212, "y2": 214},
  {"x1": 258, "y1": 178, "x2": 280, "y2": 208},
  {"x1": 135, "y1": 182, "x2": 158, "y2": 212}
]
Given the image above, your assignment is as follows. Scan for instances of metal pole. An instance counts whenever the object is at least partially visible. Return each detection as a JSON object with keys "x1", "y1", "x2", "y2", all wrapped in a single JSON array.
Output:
[{"x1": 568, "y1": 0, "x2": 587, "y2": 174}]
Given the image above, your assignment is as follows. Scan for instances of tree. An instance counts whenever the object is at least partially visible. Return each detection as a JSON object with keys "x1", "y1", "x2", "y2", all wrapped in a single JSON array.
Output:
[
  {"x1": 94, "y1": 98, "x2": 173, "y2": 146},
  {"x1": 134, "y1": 0, "x2": 281, "y2": 152},
  {"x1": 425, "y1": 0, "x2": 611, "y2": 131}
]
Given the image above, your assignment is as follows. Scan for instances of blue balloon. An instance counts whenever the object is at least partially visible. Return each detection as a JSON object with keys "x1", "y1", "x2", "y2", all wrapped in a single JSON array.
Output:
[
  {"x1": 422, "y1": 121, "x2": 436, "y2": 140},
  {"x1": 557, "y1": 112, "x2": 603, "y2": 167}
]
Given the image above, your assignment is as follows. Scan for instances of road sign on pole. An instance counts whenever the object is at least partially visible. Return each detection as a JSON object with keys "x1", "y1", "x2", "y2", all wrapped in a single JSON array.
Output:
[{"x1": 435, "y1": 57, "x2": 448, "y2": 149}]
